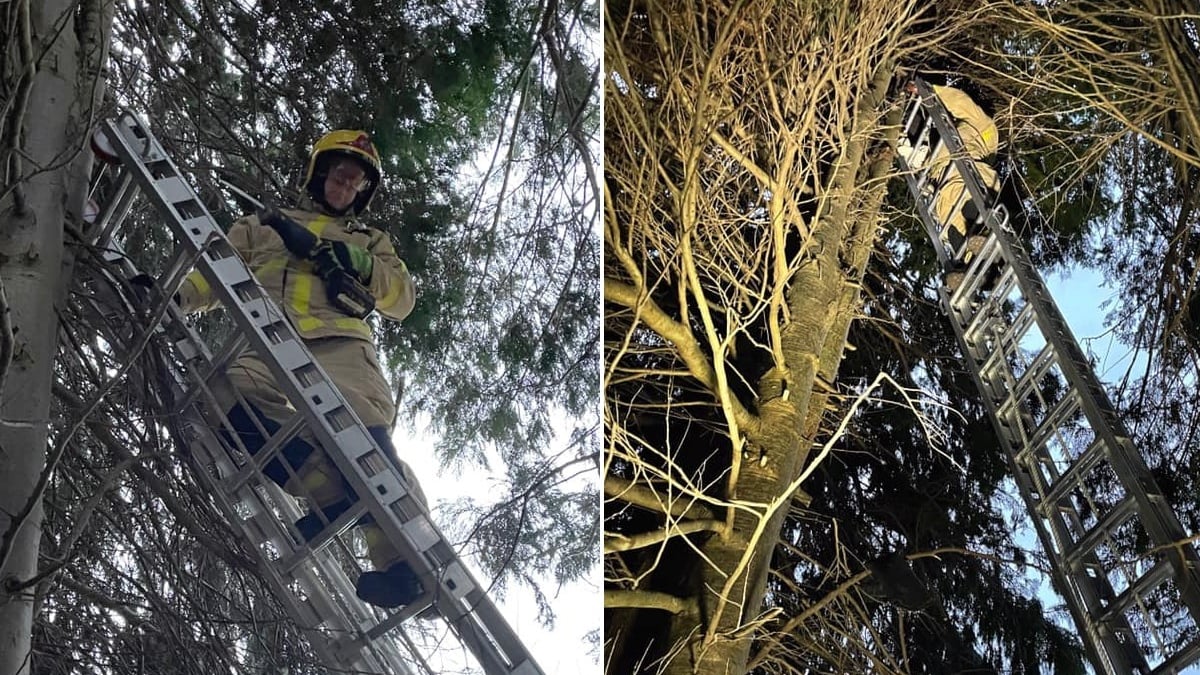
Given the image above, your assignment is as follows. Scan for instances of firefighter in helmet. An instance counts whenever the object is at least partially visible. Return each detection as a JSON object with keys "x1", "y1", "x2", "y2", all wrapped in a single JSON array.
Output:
[
  {"x1": 177, "y1": 130, "x2": 426, "y2": 609},
  {"x1": 927, "y1": 84, "x2": 1001, "y2": 286},
  {"x1": 900, "y1": 82, "x2": 1002, "y2": 290}
]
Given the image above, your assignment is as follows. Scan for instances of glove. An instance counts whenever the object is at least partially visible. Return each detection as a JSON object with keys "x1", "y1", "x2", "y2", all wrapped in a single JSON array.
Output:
[
  {"x1": 256, "y1": 207, "x2": 376, "y2": 317},
  {"x1": 310, "y1": 242, "x2": 376, "y2": 318},
  {"x1": 257, "y1": 206, "x2": 320, "y2": 258},
  {"x1": 258, "y1": 207, "x2": 373, "y2": 282},
  {"x1": 128, "y1": 272, "x2": 179, "y2": 308},
  {"x1": 328, "y1": 240, "x2": 373, "y2": 283}
]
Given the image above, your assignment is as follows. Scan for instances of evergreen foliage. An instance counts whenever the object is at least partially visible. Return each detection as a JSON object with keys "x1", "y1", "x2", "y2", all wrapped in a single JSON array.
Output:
[
  {"x1": 605, "y1": 1, "x2": 1200, "y2": 673},
  {"x1": 4, "y1": 0, "x2": 599, "y2": 671}
]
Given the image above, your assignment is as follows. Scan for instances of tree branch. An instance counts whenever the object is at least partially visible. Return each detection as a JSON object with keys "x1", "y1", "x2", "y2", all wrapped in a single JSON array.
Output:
[
  {"x1": 605, "y1": 589, "x2": 695, "y2": 614},
  {"x1": 51, "y1": 381, "x2": 256, "y2": 572},
  {"x1": 605, "y1": 277, "x2": 760, "y2": 435},
  {"x1": 0, "y1": 277, "x2": 13, "y2": 395},
  {"x1": 604, "y1": 518, "x2": 725, "y2": 554},
  {"x1": 604, "y1": 474, "x2": 715, "y2": 521}
]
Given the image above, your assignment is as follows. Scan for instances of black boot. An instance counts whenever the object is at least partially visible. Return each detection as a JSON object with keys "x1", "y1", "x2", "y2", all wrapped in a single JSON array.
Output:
[{"x1": 356, "y1": 560, "x2": 423, "y2": 609}]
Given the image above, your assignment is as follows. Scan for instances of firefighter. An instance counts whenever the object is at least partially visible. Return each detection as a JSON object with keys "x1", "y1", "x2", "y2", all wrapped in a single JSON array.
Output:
[
  {"x1": 176, "y1": 130, "x2": 426, "y2": 609},
  {"x1": 905, "y1": 82, "x2": 1001, "y2": 285}
]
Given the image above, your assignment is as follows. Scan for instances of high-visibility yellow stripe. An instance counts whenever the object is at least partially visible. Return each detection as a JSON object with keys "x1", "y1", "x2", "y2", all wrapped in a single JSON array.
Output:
[
  {"x1": 291, "y1": 215, "x2": 325, "y2": 327},
  {"x1": 297, "y1": 316, "x2": 323, "y2": 332},
  {"x1": 187, "y1": 271, "x2": 211, "y2": 302},
  {"x1": 375, "y1": 260, "x2": 407, "y2": 309},
  {"x1": 333, "y1": 317, "x2": 372, "y2": 336},
  {"x1": 292, "y1": 272, "x2": 313, "y2": 315},
  {"x1": 282, "y1": 215, "x2": 371, "y2": 336},
  {"x1": 307, "y1": 216, "x2": 330, "y2": 236},
  {"x1": 258, "y1": 257, "x2": 287, "y2": 278},
  {"x1": 290, "y1": 262, "x2": 317, "y2": 334}
]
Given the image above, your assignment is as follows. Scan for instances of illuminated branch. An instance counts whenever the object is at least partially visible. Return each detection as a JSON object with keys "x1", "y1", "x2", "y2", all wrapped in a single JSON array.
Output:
[
  {"x1": 604, "y1": 518, "x2": 726, "y2": 554},
  {"x1": 605, "y1": 589, "x2": 696, "y2": 614}
]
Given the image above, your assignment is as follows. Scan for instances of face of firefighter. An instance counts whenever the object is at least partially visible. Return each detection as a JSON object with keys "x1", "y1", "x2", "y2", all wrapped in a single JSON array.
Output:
[{"x1": 323, "y1": 159, "x2": 370, "y2": 212}]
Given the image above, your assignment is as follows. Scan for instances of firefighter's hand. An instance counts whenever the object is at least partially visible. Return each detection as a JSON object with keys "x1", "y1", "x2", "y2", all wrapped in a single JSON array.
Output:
[
  {"x1": 256, "y1": 206, "x2": 319, "y2": 258},
  {"x1": 310, "y1": 243, "x2": 375, "y2": 317},
  {"x1": 904, "y1": 81, "x2": 918, "y2": 96},
  {"x1": 255, "y1": 205, "x2": 285, "y2": 228},
  {"x1": 128, "y1": 273, "x2": 179, "y2": 309},
  {"x1": 327, "y1": 241, "x2": 373, "y2": 283},
  {"x1": 323, "y1": 267, "x2": 376, "y2": 318},
  {"x1": 298, "y1": 241, "x2": 375, "y2": 317}
]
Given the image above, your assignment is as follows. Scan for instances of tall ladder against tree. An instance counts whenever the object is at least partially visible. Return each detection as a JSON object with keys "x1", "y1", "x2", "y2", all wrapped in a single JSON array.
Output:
[
  {"x1": 896, "y1": 79, "x2": 1200, "y2": 675},
  {"x1": 79, "y1": 112, "x2": 544, "y2": 675}
]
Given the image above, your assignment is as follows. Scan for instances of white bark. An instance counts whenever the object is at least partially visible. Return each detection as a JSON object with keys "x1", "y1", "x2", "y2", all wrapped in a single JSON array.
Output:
[{"x1": 0, "y1": 1, "x2": 110, "y2": 672}]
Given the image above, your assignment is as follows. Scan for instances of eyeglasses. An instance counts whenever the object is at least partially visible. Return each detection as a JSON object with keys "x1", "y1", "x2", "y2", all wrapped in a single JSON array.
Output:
[{"x1": 327, "y1": 162, "x2": 371, "y2": 192}]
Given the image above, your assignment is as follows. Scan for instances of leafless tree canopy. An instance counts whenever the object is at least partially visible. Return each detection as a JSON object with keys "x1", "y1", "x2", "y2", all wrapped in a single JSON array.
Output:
[
  {"x1": 603, "y1": 1, "x2": 985, "y2": 672},
  {"x1": 607, "y1": 1, "x2": 1200, "y2": 673}
]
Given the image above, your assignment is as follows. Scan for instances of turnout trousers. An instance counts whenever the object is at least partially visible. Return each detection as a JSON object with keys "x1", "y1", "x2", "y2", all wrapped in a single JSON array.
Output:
[{"x1": 223, "y1": 336, "x2": 427, "y2": 570}]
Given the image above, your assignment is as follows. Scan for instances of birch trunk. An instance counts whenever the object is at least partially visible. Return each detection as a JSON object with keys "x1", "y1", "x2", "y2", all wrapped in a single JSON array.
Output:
[{"x1": 0, "y1": 1, "x2": 110, "y2": 671}]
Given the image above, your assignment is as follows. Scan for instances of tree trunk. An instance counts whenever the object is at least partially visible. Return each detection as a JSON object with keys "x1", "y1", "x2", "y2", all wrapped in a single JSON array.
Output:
[
  {"x1": 658, "y1": 62, "x2": 896, "y2": 675},
  {"x1": 0, "y1": 1, "x2": 110, "y2": 671}
]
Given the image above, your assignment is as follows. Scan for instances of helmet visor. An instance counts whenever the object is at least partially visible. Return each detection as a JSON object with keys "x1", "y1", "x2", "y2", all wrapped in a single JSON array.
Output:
[{"x1": 327, "y1": 158, "x2": 373, "y2": 193}]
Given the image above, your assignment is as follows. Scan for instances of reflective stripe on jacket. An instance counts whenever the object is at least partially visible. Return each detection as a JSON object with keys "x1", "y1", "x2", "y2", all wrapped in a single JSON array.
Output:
[{"x1": 178, "y1": 207, "x2": 415, "y2": 341}]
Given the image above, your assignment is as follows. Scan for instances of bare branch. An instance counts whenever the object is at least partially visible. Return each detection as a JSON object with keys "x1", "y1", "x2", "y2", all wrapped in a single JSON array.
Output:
[
  {"x1": 604, "y1": 519, "x2": 725, "y2": 554},
  {"x1": 604, "y1": 474, "x2": 715, "y2": 521},
  {"x1": 605, "y1": 589, "x2": 695, "y2": 614}
]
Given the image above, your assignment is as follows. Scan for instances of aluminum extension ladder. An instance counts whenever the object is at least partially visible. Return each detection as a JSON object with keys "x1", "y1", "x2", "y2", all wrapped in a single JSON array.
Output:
[
  {"x1": 895, "y1": 80, "x2": 1200, "y2": 674},
  {"x1": 78, "y1": 111, "x2": 545, "y2": 675}
]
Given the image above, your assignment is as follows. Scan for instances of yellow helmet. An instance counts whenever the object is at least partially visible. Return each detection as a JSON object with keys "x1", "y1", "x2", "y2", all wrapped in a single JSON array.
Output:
[{"x1": 303, "y1": 130, "x2": 383, "y2": 215}]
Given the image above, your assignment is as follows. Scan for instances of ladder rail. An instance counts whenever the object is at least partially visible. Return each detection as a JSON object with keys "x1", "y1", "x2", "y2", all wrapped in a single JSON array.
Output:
[
  {"x1": 76, "y1": 224, "x2": 424, "y2": 674},
  {"x1": 945, "y1": 289, "x2": 1141, "y2": 675},
  {"x1": 897, "y1": 79, "x2": 1200, "y2": 674}
]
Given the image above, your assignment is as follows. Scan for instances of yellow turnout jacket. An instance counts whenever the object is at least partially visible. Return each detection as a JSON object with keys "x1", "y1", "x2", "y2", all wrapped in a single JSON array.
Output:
[
  {"x1": 934, "y1": 85, "x2": 999, "y2": 159},
  {"x1": 178, "y1": 206, "x2": 415, "y2": 340}
]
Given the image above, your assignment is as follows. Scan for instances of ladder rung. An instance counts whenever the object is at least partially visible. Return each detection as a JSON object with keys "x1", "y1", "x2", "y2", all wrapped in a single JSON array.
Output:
[
  {"x1": 275, "y1": 501, "x2": 371, "y2": 575},
  {"x1": 171, "y1": 364, "x2": 234, "y2": 422},
  {"x1": 201, "y1": 331, "x2": 250, "y2": 385},
  {"x1": 1020, "y1": 391, "x2": 1083, "y2": 462},
  {"x1": 222, "y1": 413, "x2": 307, "y2": 494},
  {"x1": 974, "y1": 305, "x2": 1037, "y2": 380},
  {"x1": 1038, "y1": 437, "x2": 1111, "y2": 507},
  {"x1": 1153, "y1": 633, "x2": 1200, "y2": 675},
  {"x1": 158, "y1": 245, "x2": 203, "y2": 298},
  {"x1": 959, "y1": 268, "x2": 1023, "y2": 338},
  {"x1": 91, "y1": 172, "x2": 138, "y2": 248},
  {"x1": 1064, "y1": 495, "x2": 1138, "y2": 566},
  {"x1": 994, "y1": 345, "x2": 1058, "y2": 414},
  {"x1": 1099, "y1": 558, "x2": 1174, "y2": 626}
]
